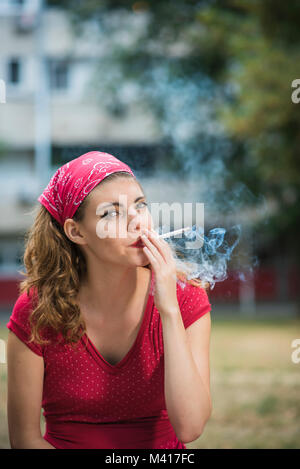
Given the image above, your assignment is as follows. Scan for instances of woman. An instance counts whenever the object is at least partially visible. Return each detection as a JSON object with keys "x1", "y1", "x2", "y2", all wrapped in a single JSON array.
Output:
[{"x1": 6, "y1": 151, "x2": 212, "y2": 449}]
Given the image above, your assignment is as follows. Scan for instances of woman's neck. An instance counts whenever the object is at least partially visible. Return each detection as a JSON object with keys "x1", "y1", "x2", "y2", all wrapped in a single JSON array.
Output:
[{"x1": 77, "y1": 266, "x2": 150, "y2": 322}]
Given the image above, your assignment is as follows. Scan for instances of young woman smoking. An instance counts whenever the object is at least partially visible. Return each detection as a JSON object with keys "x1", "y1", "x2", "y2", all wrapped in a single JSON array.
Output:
[{"x1": 6, "y1": 151, "x2": 212, "y2": 449}]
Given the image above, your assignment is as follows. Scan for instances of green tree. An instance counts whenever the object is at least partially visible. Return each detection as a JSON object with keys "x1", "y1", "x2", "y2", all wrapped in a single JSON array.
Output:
[{"x1": 49, "y1": 0, "x2": 300, "y2": 308}]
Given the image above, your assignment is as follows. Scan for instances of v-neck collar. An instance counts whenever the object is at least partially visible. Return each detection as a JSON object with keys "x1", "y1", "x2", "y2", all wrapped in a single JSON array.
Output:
[{"x1": 82, "y1": 269, "x2": 154, "y2": 374}]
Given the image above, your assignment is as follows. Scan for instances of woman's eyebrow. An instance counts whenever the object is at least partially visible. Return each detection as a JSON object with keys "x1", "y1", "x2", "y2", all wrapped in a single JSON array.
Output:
[{"x1": 100, "y1": 196, "x2": 146, "y2": 210}]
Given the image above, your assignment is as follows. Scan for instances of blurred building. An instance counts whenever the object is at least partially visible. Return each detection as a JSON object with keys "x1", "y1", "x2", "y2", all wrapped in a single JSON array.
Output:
[
  {"x1": 0, "y1": 1, "x2": 299, "y2": 315},
  {"x1": 0, "y1": 0, "x2": 163, "y2": 275}
]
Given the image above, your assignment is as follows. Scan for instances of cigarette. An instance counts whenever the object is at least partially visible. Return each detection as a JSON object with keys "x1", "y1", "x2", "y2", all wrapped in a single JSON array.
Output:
[{"x1": 158, "y1": 227, "x2": 191, "y2": 239}]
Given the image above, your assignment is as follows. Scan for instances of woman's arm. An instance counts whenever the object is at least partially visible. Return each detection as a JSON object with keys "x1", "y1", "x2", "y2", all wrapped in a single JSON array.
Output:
[
  {"x1": 161, "y1": 311, "x2": 212, "y2": 444},
  {"x1": 140, "y1": 228, "x2": 212, "y2": 443},
  {"x1": 7, "y1": 331, "x2": 55, "y2": 449}
]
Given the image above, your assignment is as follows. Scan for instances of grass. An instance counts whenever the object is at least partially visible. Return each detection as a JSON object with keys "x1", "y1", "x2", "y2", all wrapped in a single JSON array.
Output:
[
  {"x1": 186, "y1": 317, "x2": 300, "y2": 449},
  {"x1": 0, "y1": 317, "x2": 300, "y2": 449}
]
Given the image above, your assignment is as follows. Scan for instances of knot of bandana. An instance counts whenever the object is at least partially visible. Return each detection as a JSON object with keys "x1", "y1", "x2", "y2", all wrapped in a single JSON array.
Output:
[{"x1": 38, "y1": 151, "x2": 135, "y2": 226}]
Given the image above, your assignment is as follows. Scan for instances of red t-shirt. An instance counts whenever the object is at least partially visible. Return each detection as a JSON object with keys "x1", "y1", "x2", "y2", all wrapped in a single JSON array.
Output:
[{"x1": 6, "y1": 270, "x2": 211, "y2": 449}]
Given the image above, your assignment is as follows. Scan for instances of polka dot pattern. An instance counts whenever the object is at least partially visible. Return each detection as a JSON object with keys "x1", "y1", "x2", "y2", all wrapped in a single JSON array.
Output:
[{"x1": 6, "y1": 274, "x2": 211, "y2": 449}]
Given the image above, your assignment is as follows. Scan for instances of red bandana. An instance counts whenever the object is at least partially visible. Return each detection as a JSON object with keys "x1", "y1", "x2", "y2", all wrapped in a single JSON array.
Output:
[{"x1": 38, "y1": 151, "x2": 135, "y2": 226}]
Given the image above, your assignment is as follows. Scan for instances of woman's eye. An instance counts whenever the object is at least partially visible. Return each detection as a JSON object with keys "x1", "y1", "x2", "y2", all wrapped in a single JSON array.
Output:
[
  {"x1": 101, "y1": 202, "x2": 147, "y2": 219},
  {"x1": 101, "y1": 210, "x2": 118, "y2": 219}
]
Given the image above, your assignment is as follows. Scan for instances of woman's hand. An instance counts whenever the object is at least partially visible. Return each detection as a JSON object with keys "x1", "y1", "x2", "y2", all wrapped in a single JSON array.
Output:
[{"x1": 141, "y1": 228, "x2": 179, "y2": 316}]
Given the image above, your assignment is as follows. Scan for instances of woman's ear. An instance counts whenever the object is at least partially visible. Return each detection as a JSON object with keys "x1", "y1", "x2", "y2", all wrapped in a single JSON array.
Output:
[{"x1": 64, "y1": 219, "x2": 86, "y2": 245}]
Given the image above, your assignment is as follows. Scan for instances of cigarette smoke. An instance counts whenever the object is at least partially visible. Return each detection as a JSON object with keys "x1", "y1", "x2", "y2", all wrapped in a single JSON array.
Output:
[{"x1": 158, "y1": 224, "x2": 242, "y2": 290}]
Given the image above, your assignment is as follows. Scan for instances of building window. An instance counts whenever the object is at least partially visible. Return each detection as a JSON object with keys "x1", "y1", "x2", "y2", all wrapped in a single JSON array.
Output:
[
  {"x1": 49, "y1": 60, "x2": 70, "y2": 90},
  {"x1": 7, "y1": 58, "x2": 21, "y2": 85}
]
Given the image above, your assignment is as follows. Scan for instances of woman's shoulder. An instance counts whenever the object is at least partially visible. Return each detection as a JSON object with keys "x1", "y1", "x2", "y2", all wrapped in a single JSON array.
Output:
[
  {"x1": 176, "y1": 276, "x2": 211, "y2": 328},
  {"x1": 9, "y1": 287, "x2": 38, "y2": 324},
  {"x1": 6, "y1": 287, "x2": 44, "y2": 356},
  {"x1": 176, "y1": 275, "x2": 200, "y2": 296}
]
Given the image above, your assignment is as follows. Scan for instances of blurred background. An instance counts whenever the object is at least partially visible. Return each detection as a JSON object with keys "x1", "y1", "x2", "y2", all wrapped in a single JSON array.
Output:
[{"x1": 0, "y1": 0, "x2": 299, "y2": 449}]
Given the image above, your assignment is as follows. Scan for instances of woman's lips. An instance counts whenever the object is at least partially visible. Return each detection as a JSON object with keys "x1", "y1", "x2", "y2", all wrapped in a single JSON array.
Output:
[{"x1": 130, "y1": 238, "x2": 145, "y2": 248}]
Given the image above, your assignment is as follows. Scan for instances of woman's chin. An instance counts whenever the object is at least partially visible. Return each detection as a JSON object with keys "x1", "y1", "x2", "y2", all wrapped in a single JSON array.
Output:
[
  {"x1": 133, "y1": 250, "x2": 150, "y2": 266},
  {"x1": 124, "y1": 245, "x2": 146, "y2": 260}
]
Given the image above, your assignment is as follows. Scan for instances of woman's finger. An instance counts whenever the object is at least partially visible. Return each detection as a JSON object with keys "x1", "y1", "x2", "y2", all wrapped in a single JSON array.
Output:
[
  {"x1": 141, "y1": 234, "x2": 163, "y2": 265},
  {"x1": 142, "y1": 245, "x2": 159, "y2": 272},
  {"x1": 142, "y1": 229, "x2": 172, "y2": 263}
]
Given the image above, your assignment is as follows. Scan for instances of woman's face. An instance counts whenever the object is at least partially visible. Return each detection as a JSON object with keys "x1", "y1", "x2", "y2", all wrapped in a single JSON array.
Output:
[{"x1": 65, "y1": 177, "x2": 153, "y2": 268}]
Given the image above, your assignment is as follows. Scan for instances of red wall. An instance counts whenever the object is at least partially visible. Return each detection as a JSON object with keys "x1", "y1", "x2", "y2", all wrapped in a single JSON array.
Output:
[
  {"x1": 0, "y1": 266, "x2": 299, "y2": 308},
  {"x1": 0, "y1": 276, "x2": 22, "y2": 307},
  {"x1": 209, "y1": 266, "x2": 300, "y2": 302}
]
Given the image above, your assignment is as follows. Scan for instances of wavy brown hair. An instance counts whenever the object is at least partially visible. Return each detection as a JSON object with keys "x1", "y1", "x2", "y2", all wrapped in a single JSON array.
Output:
[{"x1": 19, "y1": 171, "x2": 209, "y2": 347}]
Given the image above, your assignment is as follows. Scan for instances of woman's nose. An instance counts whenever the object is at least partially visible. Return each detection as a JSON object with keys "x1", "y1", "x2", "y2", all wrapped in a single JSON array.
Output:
[
  {"x1": 128, "y1": 216, "x2": 141, "y2": 233},
  {"x1": 127, "y1": 209, "x2": 142, "y2": 232}
]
